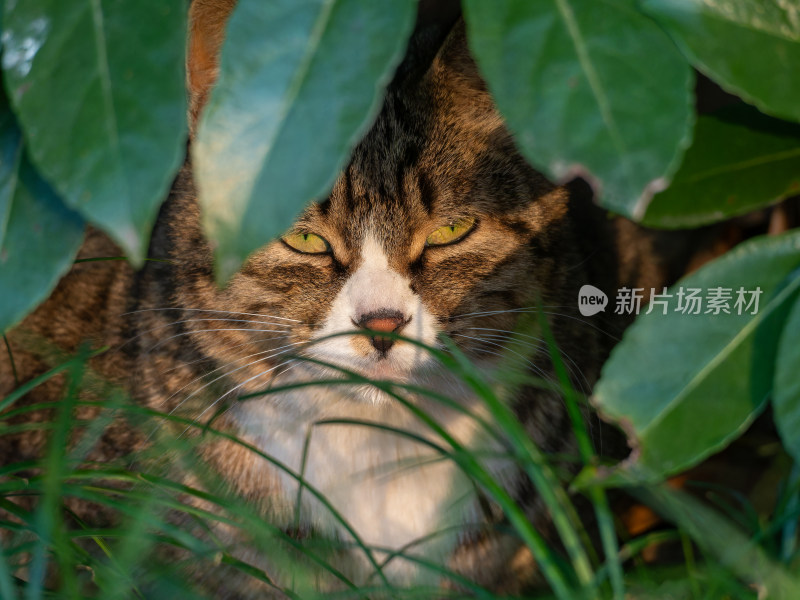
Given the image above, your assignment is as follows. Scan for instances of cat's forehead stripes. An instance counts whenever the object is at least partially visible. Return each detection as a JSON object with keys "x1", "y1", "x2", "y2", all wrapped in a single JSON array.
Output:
[{"x1": 299, "y1": 61, "x2": 562, "y2": 260}]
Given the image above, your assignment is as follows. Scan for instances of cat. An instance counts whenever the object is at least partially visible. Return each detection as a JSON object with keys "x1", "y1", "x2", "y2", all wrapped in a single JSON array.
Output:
[{"x1": 0, "y1": 1, "x2": 704, "y2": 596}]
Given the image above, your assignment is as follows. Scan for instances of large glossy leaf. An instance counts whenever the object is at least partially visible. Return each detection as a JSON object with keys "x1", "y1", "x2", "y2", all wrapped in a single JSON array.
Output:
[
  {"x1": 774, "y1": 294, "x2": 800, "y2": 464},
  {"x1": 0, "y1": 97, "x2": 84, "y2": 333},
  {"x1": 462, "y1": 0, "x2": 693, "y2": 219},
  {"x1": 194, "y1": 0, "x2": 416, "y2": 281},
  {"x1": 1, "y1": 0, "x2": 187, "y2": 263},
  {"x1": 593, "y1": 231, "x2": 800, "y2": 480},
  {"x1": 642, "y1": 0, "x2": 800, "y2": 124},
  {"x1": 643, "y1": 106, "x2": 800, "y2": 228},
  {"x1": 0, "y1": 93, "x2": 18, "y2": 247}
]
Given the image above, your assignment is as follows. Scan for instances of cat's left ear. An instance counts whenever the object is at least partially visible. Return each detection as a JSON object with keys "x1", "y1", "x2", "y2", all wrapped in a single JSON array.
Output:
[
  {"x1": 391, "y1": 0, "x2": 461, "y2": 87},
  {"x1": 187, "y1": 0, "x2": 237, "y2": 135},
  {"x1": 428, "y1": 19, "x2": 488, "y2": 95}
]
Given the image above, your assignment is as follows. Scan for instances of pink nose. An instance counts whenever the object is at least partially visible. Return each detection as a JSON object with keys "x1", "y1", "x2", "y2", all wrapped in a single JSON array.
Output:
[{"x1": 355, "y1": 311, "x2": 408, "y2": 355}]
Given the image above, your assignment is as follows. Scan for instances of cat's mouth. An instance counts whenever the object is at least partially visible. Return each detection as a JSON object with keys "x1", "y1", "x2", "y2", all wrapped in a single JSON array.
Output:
[
  {"x1": 301, "y1": 344, "x2": 430, "y2": 384},
  {"x1": 267, "y1": 334, "x2": 437, "y2": 405},
  {"x1": 355, "y1": 356, "x2": 418, "y2": 382}
]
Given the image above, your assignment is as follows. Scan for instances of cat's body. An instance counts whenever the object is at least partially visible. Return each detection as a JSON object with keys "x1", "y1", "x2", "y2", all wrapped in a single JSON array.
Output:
[{"x1": 1, "y1": 4, "x2": 702, "y2": 596}]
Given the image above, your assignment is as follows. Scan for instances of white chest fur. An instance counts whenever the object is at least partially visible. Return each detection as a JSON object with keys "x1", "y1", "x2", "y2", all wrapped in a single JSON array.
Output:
[{"x1": 233, "y1": 384, "x2": 508, "y2": 581}]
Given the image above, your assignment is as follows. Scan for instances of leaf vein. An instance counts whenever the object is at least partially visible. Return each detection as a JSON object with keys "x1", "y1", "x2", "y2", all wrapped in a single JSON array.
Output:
[
  {"x1": 683, "y1": 146, "x2": 800, "y2": 183},
  {"x1": 554, "y1": 0, "x2": 627, "y2": 161},
  {"x1": 89, "y1": 0, "x2": 127, "y2": 209},
  {"x1": 638, "y1": 269, "x2": 800, "y2": 439}
]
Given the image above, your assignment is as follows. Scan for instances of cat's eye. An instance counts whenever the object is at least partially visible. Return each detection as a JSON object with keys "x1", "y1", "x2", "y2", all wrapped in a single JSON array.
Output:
[
  {"x1": 425, "y1": 217, "x2": 477, "y2": 247},
  {"x1": 282, "y1": 232, "x2": 331, "y2": 254}
]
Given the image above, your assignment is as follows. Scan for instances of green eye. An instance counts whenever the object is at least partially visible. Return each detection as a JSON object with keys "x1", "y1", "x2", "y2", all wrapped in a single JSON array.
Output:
[
  {"x1": 425, "y1": 217, "x2": 476, "y2": 247},
  {"x1": 282, "y1": 232, "x2": 331, "y2": 254}
]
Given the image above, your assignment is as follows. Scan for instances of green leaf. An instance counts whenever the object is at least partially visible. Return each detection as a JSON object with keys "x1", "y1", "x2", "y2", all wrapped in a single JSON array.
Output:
[
  {"x1": 193, "y1": 0, "x2": 416, "y2": 281},
  {"x1": 0, "y1": 93, "x2": 20, "y2": 247},
  {"x1": 462, "y1": 0, "x2": 693, "y2": 219},
  {"x1": 593, "y1": 231, "x2": 800, "y2": 480},
  {"x1": 643, "y1": 105, "x2": 800, "y2": 228},
  {"x1": 0, "y1": 96, "x2": 84, "y2": 333},
  {"x1": 1, "y1": 0, "x2": 188, "y2": 263},
  {"x1": 641, "y1": 0, "x2": 800, "y2": 123},
  {"x1": 774, "y1": 294, "x2": 800, "y2": 465}
]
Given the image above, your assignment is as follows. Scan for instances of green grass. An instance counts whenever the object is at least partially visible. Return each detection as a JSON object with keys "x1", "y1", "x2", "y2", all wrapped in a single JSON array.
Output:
[{"x1": 0, "y1": 327, "x2": 797, "y2": 599}]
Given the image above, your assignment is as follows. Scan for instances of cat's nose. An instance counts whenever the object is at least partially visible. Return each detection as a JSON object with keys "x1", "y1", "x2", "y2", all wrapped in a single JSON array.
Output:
[{"x1": 355, "y1": 311, "x2": 408, "y2": 355}]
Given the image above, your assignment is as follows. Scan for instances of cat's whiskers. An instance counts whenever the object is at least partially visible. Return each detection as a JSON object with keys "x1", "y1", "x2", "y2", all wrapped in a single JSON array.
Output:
[
  {"x1": 447, "y1": 341, "x2": 507, "y2": 363},
  {"x1": 145, "y1": 342, "x2": 301, "y2": 443},
  {"x1": 463, "y1": 327, "x2": 591, "y2": 394},
  {"x1": 143, "y1": 327, "x2": 294, "y2": 354},
  {"x1": 118, "y1": 316, "x2": 293, "y2": 353},
  {"x1": 160, "y1": 335, "x2": 288, "y2": 374},
  {"x1": 202, "y1": 358, "x2": 306, "y2": 439},
  {"x1": 459, "y1": 331, "x2": 550, "y2": 366},
  {"x1": 452, "y1": 329, "x2": 602, "y2": 448},
  {"x1": 124, "y1": 307, "x2": 303, "y2": 323},
  {"x1": 167, "y1": 347, "x2": 301, "y2": 420},
  {"x1": 472, "y1": 332, "x2": 589, "y2": 395},
  {"x1": 448, "y1": 305, "x2": 574, "y2": 320},
  {"x1": 449, "y1": 333, "x2": 557, "y2": 389},
  {"x1": 151, "y1": 316, "x2": 296, "y2": 328},
  {"x1": 539, "y1": 310, "x2": 620, "y2": 342},
  {"x1": 155, "y1": 341, "x2": 305, "y2": 410},
  {"x1": 178, "y1": 356, "x2": 299, "y2": 439},
  {"x1": 139, "y1": 317, "x2": 293, "y2": 337},
  {"x1": 448, "y1": 306, "x2": 620, "y2": 342},
  {"x1": 481, "y1": 334, "x2": 588, "y2": 396},
  {"x1": 148, "y1": 347, "x2": 301, "y2": 444}
]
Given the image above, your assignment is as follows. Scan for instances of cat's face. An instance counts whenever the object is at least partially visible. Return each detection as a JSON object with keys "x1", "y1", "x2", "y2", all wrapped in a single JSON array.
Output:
[{"x1": 170, "y1": 28, "x2": 582, "y2": 405}]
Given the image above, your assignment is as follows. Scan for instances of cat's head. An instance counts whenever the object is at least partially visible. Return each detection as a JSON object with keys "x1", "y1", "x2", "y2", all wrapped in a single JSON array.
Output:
[{"x1": 160, "y1": 10, "x2": 592, "y2": 407}]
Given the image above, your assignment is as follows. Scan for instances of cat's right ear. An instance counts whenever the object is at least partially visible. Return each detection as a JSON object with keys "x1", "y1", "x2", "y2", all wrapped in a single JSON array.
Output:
[{"x1": 187, "y1": 0, "x2": 237, "y2": 135}]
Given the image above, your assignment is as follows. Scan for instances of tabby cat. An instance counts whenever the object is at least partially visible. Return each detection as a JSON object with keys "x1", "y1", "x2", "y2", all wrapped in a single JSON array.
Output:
[{"x1": 0, "y1": 1, "x2": 699, "y2": 596}]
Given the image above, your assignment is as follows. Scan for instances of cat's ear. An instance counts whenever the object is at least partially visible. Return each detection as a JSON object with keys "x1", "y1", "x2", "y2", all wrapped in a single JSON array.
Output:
[
  {"x1": 187, "y1": 0, "x2": 237, "y2": 135},
  {"x1": 429, "y1": 19, "x2": 488, "y2": 95},
  {"x1": 391, "y1": 0, "x2": 461, "y2": 87}
]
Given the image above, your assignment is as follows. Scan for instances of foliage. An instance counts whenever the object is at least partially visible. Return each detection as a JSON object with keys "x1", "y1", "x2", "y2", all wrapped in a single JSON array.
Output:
[
  {"x1": 1, "y1": 0, "x2": 800, "y2": 598},
  {"x1": 1, "y1": 0, "x2": 187, "y2": 264},
  {"x1": 640, "y1": 0, "x2": 800, "y2": 123},
  {"x1": 593, "y1": 231, "x2": 800, "y2": 480},
  {"x1": 0, "y1": 92, "x2": 84, "y2": 332},
  {"x1": 642, "y1": 106, "x2": 800, "y2": 228},
  {"x1": 463, "y1": 0, "x2": 694, "y2": 219},
  {"x1": 194, "y1": 0, "x2": 417, "y2": 281}
]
